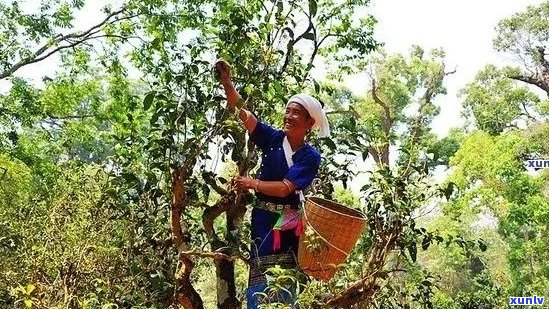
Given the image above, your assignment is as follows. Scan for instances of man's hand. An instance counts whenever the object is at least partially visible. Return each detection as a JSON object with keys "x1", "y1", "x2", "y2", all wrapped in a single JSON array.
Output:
[{"x1": 215, "y1": 59, "x2": 232, "y2": 85}]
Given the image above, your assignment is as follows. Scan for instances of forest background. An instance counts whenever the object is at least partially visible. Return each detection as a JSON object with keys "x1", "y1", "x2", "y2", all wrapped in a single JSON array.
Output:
[{"x1": 1, "y1": 0, "x2": 548, "y2": 308}]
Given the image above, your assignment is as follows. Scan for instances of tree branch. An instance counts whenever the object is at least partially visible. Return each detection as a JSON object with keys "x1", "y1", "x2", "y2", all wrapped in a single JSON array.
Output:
[
  {"x1": 0, "y1": 6, "x2": 135, "y2": 80},
  {"x1": 202, "y1": 195, "x2": 235, "y2": 240},
  {"x1": 370, "y1": 79, "x2": 392, "y2": 165},
  {"x1": 326, "y1": 231, "x2": 397, "y2": 307},
  {"x1": 326, "y1": 108, "x2": 360, "y2": 118},
  {"x1": 371, "y1": 79, "x2": 392, "y2": 136},
  {"x1": 171, "y1": 167, "x2": 204, "y2": 308},
  {"x1": 281, "y1": 20, "x2": 314, "y2": 73},
  {"x1": 445, "y1": 68, "x2": 457, "y2": 76},
  {"x1": 182, "y1": 250, "x2": 249, "y2": 264},
  {"x1": 202, "y1": 171, "x2": 229, "y2": 195},
  {"x1": 368, "y1": 146, "x2": 381, "y2": 164},
  {"x1": 509, "y1": 47, "x2": 549, "y2": 93},
  {"x1": 171, "y1": 167, "x2": 189, "y2": 253},
  {"x1": 46, "y1": 114, "x2": 96, "y2": 120},
  {"x1": 174, "y1": 255, "x2": 204, "y2": 309},
  {"x1": 534, "y1": 46, "x2": 549, "y2": 69},
  {"x1": 521, "y1": 100, "x2": 539, "y2": 122},
  {"x1": 318, "y1": 32, "x2": 337, "y2": 47},
  {"x1": 509, "y1": 73, "x2": 549, "y2": 94},
  {"x1": 300, "y1": 24, "x2": 321, "y2": 86}
]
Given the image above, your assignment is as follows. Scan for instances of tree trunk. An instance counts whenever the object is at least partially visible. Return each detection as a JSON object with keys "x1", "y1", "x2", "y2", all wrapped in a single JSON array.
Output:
[
  {"x1": 171, "y1": 167, "x2": 204, "y2": 308},
  {"x1": 214, "y1": 258, "x2": 241, "y2": 309}
]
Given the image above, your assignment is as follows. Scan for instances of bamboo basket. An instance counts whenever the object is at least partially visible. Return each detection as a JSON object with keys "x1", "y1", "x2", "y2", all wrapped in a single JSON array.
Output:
[{"x1": 298, "y1": 197, "x2": 366, "y2": 281}]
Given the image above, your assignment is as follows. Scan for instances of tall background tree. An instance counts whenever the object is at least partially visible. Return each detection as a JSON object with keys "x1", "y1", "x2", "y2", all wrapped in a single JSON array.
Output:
[{"x1": 1, "y1": 0, "x2": 548, "y2": 308}]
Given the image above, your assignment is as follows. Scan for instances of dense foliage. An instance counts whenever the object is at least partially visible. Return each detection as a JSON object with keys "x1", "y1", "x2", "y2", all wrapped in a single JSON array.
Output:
[{"x1": 0, "y1": 0, "x2": 547, "y2": 308}]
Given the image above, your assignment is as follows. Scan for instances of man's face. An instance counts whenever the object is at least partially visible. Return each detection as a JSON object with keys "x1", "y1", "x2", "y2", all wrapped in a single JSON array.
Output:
[{"x1": 283, "y1": 102, "x2": 315, "y2": 136}]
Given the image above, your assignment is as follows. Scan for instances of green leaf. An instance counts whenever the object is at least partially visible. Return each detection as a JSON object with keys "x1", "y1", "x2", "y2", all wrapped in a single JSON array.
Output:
[
  {"x1": 151, "y1": 37, "x2": 161, "y2": 49},
  {"x1": 349, "y1": 117, "x2": 356, "y2": 129},
  {"x1": 163, "y1": 71, "x2": 172, "y2": 83},
  {"x1": 408, "y1": 241, "x2": 417, "y2": 262},
  {"x1": 122, "y1": 173, "x2": 139, "y2": 185},
  {"x1": 175, "y1": 75, "x2": 185, "y2": 84},
  {"x1": 202, "y1": 184, "x2": 210, "y2": 202},
  {"x1": 309, "y1": 0, "x2": 318, "y2": 17},
  {"x1": 143, "y1": 91, "x2": 156, "y2": 110},
  {"x1": 313, "y1": 80, "x2": 321, "y2": 93},
  {"x1": 324, "y1": 138, "x2": 336, "y2": 150},
  {"x1": 283, "y1": 27, "x2": 294, "y2": 39},
  {"x1": 191, "y1": 64, "x2": 199, "y2": 74},
  {"x1": 156, "y1": 93, "x2": 169, "y2": 102},
  {"x1": 26, "y1": 284, "x2": 35, "y2": 294},
  {"x1": 24, "y1": 300, "x2": 32, "y2": 308},
  {"x1": 444, "y1": 182, "x2": 456, "y2": 201},
  {"x1": 478, "y1": 240, "x2": 488, "y2": 252},
  {"x1": 302, "y1": 32, "x2": 315, "y2": 41},
  {"x1": 276, "y1": 1, "x2": 283, "y2": 16},
  {"x1": 421, "y1": 236, "x2": 431, "y2": 250}
]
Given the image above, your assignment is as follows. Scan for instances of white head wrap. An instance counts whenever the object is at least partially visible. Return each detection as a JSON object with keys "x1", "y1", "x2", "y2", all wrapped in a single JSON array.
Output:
[{"x1": 287, "y1": 93, "x2": 331, "y2": 137}]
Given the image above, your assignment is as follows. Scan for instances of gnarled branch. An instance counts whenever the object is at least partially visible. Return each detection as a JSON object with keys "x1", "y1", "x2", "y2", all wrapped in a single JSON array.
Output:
[
  {"x1": 171, "y1": 167, "x2": 203, "y2": 308},
  {"x1": 509, "y1": 73, "x2": 549, "y2": 94},
  {"x1": 202, "y1": 171, "x2": 229, "y2": 196},
  {"x1": 0, "y1": 6, "x2": 140, "y2": 80}
]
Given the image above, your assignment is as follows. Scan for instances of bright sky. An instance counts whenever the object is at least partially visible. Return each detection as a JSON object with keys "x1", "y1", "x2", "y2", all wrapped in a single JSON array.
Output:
[{"x1": 361, "y1": 0, "x2": 544, "y2": 137}]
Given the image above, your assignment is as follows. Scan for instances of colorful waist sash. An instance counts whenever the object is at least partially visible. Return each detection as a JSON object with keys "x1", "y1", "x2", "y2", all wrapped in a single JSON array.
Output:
[{"x1": 253, "y1": 200, "x2": 303, "y2": 251}]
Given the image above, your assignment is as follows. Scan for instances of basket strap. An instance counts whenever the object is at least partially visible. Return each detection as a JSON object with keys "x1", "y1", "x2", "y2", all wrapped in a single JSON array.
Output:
[
  {"x1": 283, "y1": 136, "x2": 305, "y2": 203},
  {"x1": 302, "y1": 208, "x2": 349, "y2": 256}
]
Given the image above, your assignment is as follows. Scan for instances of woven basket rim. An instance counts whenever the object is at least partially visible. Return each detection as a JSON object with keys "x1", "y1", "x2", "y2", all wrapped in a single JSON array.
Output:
[{"x1": 306, "y1": 196, "x2": 366, "y2": 221}]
